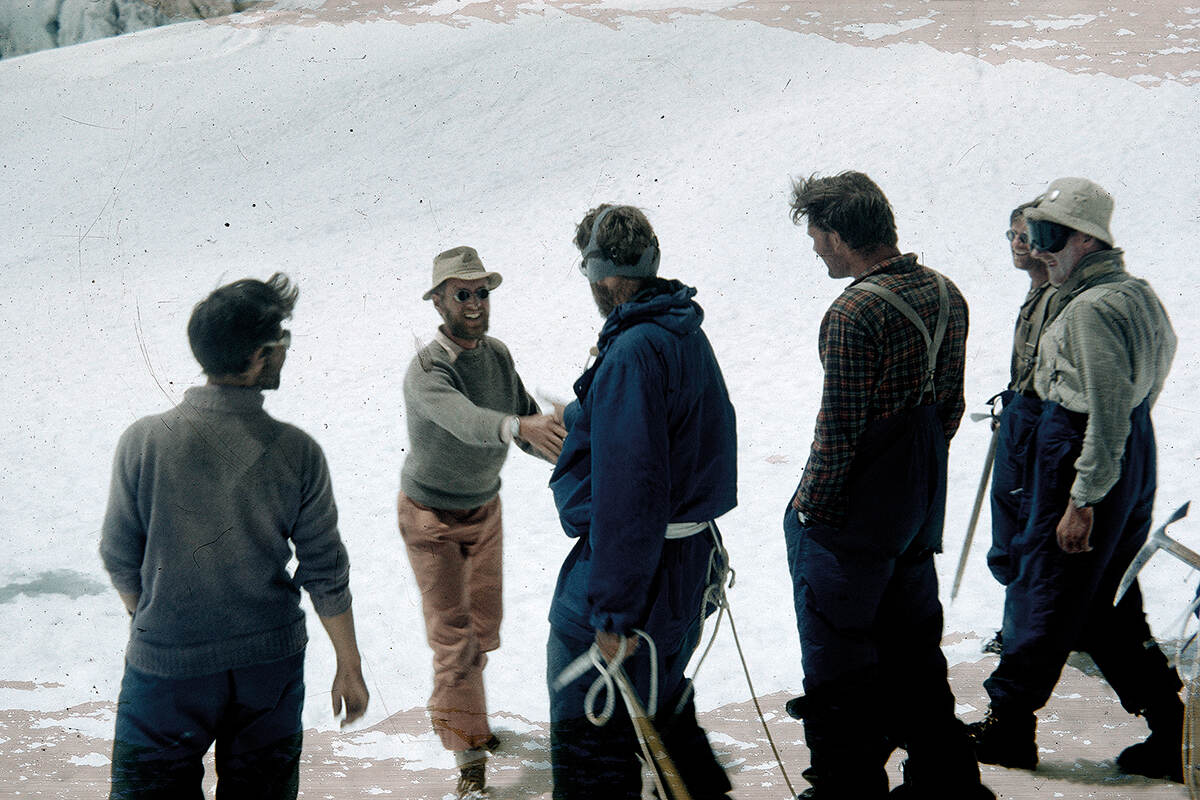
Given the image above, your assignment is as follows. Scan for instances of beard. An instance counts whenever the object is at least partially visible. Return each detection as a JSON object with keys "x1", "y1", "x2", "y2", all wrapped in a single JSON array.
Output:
[
  {"x1": 591, "y1": 282, "x2": 620, "y2": 318},
  {"x1": 445, "y1": 309, "x2": 489, "y2": 341}
]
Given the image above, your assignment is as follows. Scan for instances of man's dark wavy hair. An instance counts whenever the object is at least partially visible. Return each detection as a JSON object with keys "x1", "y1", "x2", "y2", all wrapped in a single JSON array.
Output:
[
  {"x1": 1011, "y1": 200, "x2": 1038, "y2": 225},
  {"x1": 789, "y1": 171, "x2": 899, "y2": 252},
  {"x1": 573, "y1": 204, "x2": 658, "y2": 266},
  {"x1": 187, "y1": 272, "x2": 298, "y2": 376}
]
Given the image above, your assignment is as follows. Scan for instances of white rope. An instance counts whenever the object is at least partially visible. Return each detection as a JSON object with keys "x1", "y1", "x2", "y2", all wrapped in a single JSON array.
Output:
[
  {"x1": 691, "y1": 523, "x2": 798, "y2": 798},
  {"x1": 578, "y1": 629, "x2": 659, "y2": 726}
]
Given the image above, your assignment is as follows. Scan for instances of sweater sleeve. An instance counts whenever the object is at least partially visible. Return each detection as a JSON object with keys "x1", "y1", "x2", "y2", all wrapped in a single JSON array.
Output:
[
  {"x1": 1065, "y1": 298, "x2": 1135, "y2": 506},
  {"x1": 290, "y1": 438, "x2": 352, "y2": 618},
  {"x1": 404, "y1": 356, "x2": 509, "y2": 447},
  {"x1": 99, "y1": 426, "x2": 146, "y2": 597},
  {"x1": 586, "y1": 337, "x2": 670, "y2": 634}
]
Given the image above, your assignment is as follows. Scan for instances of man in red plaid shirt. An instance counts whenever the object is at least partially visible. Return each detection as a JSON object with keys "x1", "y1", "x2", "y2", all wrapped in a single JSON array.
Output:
[{"x1": 782, "y1": 171, "x2": 991, "y2": 799}]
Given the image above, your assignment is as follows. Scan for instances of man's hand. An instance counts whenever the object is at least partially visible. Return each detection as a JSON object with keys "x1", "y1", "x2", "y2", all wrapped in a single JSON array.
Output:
[
  {"x1": 318, "y1": 608, "x2": 370, "y2": 727},
  {"x1": 119, "y1": 592, "x2": 140, "y2": 617},
  {"x1": 1057, "y1": 501, "x2": 1094, "y2": 554},
  {"x1": 595, "y1": 631, "x2": 638, "y2": 665},
  {"x1": 519, "y1": 413, "x2": 567, "y2": 460},
  {"x1": 331, "y1": 662, "x2": 370, "y2": 729}
]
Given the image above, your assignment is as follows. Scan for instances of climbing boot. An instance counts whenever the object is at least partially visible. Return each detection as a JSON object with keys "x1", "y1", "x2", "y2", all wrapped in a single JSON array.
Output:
[
  {"x1": 1117, "y1": 697, "x2": 1184, "y2": 782},
  {"x1": 966, "y1": 707, "x2": 1037, "y2": 770}
]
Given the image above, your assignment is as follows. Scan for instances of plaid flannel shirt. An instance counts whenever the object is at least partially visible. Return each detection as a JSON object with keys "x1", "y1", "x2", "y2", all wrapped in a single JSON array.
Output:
[{"x1": 793, "y1": 254, "x2": 968, "y2": 527}]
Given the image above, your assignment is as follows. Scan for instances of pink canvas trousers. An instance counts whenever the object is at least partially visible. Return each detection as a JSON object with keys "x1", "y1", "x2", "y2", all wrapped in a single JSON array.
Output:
[{"x1": 397, "y1": 492, "x2": 502, "y2": 751}]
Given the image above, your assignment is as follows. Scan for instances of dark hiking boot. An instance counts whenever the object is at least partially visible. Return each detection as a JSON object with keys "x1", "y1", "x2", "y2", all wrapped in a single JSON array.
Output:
[
  {"x1": 456, "y1": 759, "x2": 488, "y2": 799},
  {"x1": 966, "y1": 708, "x2": 1038, "y2": 770},
  {"x1": 890, "y1": 777, "x2": 996, "y2": 799},
  {"x1": 1117, "y1": 698, "x2": 1184, "y2": 782},
  {"x1": 981, "y1": 630, "x2": 1003, "y2": 655}
]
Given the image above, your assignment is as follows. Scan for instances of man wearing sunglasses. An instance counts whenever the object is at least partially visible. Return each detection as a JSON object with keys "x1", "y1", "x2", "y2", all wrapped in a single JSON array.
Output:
[
  {"x1": 969, "y1": 178, "x2": 1182, "y2": 782},
  {"x1": 982, "y1": 201, "x2": 1059, "y2": 651},
  {"x1": 101, "y1": 273, "x2": 370, "y2": 798},
  {"x1": 399, "y1": 245, "x2": 566, "y2": 799}
]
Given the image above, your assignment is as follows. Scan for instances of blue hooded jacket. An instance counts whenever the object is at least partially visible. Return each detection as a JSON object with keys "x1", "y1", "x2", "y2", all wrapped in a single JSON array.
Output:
[{"x1": 548, "y1": 279, "x2": 737, "y2": 647}]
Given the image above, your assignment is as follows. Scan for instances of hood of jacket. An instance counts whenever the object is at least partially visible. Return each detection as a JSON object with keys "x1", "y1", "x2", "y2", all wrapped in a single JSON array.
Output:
[{"x1": 595, "y1": 278, "x2": 703, "y2": 355}]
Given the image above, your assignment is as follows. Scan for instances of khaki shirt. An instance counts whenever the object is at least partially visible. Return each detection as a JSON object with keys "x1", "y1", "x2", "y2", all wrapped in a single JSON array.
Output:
[
  {"x1": 1034, "y1": 249, "x2": 1176, "y2": 506},
  {"x1": 1010, "y1": 282, "x2": 1056, "y2": 393}
]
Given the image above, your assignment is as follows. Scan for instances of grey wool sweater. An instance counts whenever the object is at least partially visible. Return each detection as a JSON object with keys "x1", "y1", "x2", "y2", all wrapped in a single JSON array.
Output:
[
  {"x1": 100, "y1": 385, "x2": 352, "y2": 678},
  {"x1": 401, "y1": 331, "x2": 539, "y2": 510}
]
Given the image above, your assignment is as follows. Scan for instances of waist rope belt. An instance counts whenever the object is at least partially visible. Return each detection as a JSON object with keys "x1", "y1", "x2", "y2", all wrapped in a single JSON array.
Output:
[
  {"x1": 551, "y1": 521, "x2": 718, "y2": 717},
  {"x1": 850, "y1": 272, "x2": 948, "y2": 404},
  {"x1": 551, "y1": 522, "x2": 800, "y2": 798}
]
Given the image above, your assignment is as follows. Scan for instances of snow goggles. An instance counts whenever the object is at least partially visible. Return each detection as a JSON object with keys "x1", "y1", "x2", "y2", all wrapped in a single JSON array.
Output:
[
  {"x1": 579, "y1": 206, "x2": 660, "y2": 283},
  {"x1": 262, "y1": 329, "x2": 291, "y2": 349},
  {"x1": 450, "y1": 287, "x2": 490, "y2": 303},
  {"x1": 1027, "y1": 219, "x2": 1072, "y2": 253}
]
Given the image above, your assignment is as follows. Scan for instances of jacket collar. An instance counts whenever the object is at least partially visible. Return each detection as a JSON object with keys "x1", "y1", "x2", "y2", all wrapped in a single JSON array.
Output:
[
  {"x1": 184, "y1": 384, "x2": 265, "y2": 412},
  {"x1": 1056, "y1": 248, "x2": 1126, "y2": 300},
  {"x1": 850, "y1": 253, "x2": 919, "y2": 286}
]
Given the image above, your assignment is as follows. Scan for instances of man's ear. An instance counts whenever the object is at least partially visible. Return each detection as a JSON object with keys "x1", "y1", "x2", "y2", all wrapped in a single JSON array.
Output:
[
  {"x1": 243, "y1": 347, "x2": 267, "y2": 381},
  {"x1": 828, "y1": 230, "x2": 848, "y2": 254}
]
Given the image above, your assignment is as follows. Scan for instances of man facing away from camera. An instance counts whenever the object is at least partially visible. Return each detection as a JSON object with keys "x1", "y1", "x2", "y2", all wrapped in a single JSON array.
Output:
[
  {"x1": 101, "y1": 273, "x2": 369, "y2": 799},
  {"x1": 982, "y1": 200, "x2": 1058, "y2": 653},
  {"x1": 399, "y1": 246, "x2": 565, "y2": 799},
  {"x1": 783, "y1": 171, "x2": 993, "y2": 798},
  {"x1": 968, "y1": 177, "x2": 1182, "y2": 782},
  {"x1": 546, "y1": 204, "x2": 738, "y2": 799}
]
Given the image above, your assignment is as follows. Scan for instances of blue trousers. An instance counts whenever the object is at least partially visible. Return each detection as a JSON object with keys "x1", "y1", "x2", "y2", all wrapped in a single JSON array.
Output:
[
  {"x1": 986, "y1": 400, "x2": 1181, "y2": 714},
  {"x1": 547, "y1": 621, "x2": 731, "y2": 800},
  {"x1": 987, "y1": 391, "x2": 1042, "y2": 586},
  {"x1": 784, "y1": 406, "x2": 982, "y2": 797},
  {"x1": 110, "y1": 651, "x2": 305, "y2": 800}
]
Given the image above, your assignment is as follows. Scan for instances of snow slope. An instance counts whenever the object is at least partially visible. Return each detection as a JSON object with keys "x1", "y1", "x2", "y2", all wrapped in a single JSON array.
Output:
[{"x1": 1, "y1": 0, "x2": 1198, "y2": 773}]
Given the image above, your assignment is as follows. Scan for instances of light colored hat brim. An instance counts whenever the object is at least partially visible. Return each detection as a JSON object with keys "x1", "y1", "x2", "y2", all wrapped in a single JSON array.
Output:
[
  {"x1": 1025, "y1": 205, "x2": 1113, "y2": 246},
  {"x1": 422, "y1": 271, "x2": 503, "y2": 300}
]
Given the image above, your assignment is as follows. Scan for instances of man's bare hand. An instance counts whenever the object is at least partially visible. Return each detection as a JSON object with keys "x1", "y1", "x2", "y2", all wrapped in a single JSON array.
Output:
[
  {"x1": 1057, "y1": 502, "x2": 1094, "y2": 554},
  {"x1": 331, "y1": 662, "x2": 369, "y2": 729},
  {"x1": 520, "y1": 414, "x2": 567, "y2": 460},
  {"x1": 596, "y1": 631, "x2": 638, "y2": 665}
]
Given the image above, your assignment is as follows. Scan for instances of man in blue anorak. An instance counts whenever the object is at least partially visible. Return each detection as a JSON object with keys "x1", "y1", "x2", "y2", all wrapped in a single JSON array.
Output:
[{"x1": 546, "y1": 204, "x2": 738, "y2": 800}]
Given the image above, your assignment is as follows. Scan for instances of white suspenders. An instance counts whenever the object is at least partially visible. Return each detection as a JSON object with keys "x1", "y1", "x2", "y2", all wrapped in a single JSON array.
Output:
[{"x1": 849, "y1": 273, "x2": 949, "y2": 403}]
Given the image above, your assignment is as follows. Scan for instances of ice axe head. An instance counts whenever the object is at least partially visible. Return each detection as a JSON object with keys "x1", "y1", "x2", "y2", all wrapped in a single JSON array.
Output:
[{"x1": 1114, "y1": 501, "x2": 1191, "y2": 606}]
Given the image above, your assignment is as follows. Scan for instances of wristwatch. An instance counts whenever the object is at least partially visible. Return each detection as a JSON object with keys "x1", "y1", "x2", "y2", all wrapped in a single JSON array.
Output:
[{"x1": 509, "y1": 416, "x2": 521, "y2": 441}]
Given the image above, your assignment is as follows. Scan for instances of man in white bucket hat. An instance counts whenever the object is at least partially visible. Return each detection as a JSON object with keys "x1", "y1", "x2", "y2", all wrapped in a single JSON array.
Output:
[
  {"x1": 400, "y1": 245, "x2": 566, "y2": 799},
  {"x1": 969, "y1": 178, "x2": 1182, "y2": 783}
]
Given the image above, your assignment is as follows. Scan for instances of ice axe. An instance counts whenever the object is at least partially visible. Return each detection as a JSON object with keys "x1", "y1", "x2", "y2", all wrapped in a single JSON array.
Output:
[
  {"x1": 1114, "y1": 501, "x2": 1193, "y2": 606},
  {"x1": 950, "y1": 404, "x2": 1002, "y2": 601}
]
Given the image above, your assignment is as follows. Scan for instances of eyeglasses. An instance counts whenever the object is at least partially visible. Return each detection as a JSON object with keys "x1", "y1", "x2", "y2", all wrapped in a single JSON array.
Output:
[
  {"x1": 262, "y1": 329, "x2": 291, "y2": 350},
  {"x1": 1006, "y1": 229, "x2": 1030, "y2": 249},
  {"x1": 449, "y1": 287, "x2": 490, "y2": 303},
  {"x1": 1026, "y1": 219, "x2": 1072, "y2": 253}
]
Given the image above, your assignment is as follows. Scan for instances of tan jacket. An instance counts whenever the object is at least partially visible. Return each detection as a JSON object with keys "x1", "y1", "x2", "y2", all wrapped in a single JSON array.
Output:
[
  {"x1": 1010, "y1": 281, "x2": 1056, "y2": 394},
  {"x1": 1034, "y1": 249, "x2": 1176, "y2": 506}
]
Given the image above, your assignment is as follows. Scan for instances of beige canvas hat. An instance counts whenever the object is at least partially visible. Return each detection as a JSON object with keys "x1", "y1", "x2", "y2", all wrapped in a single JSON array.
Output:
[
  {"x1": 1024, "y1": 177, "x2": 1115, "y2": 245},
  {"x1": 422, "y1": 246, "x2": 503, "y2": 300}
]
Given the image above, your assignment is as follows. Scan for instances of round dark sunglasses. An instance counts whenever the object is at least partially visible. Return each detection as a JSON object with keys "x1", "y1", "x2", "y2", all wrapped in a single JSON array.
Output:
[
  {"x1": 450, "y1": 287, "x2": 490, "y2": 303},
  {"x1": 1006, "y1": 229, "x2": 1030, "y2": 248}
]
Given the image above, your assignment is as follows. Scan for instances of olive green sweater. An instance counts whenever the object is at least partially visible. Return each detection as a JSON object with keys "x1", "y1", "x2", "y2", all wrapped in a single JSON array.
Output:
[{"x1": 401, "y1": 331, "x2": 539, "y2": 510}]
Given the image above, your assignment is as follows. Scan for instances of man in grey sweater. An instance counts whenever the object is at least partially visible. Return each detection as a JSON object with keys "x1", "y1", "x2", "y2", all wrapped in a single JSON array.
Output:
[
  {"x1": 969, "y1": 178, "x2": 1182, "y2": 782},
  {"x1": 399, "y1": 246, "x2": 565, "y2": 799},
  {"x1": 100, "y1": 273, "x2": 369, "y2": 799}
]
